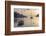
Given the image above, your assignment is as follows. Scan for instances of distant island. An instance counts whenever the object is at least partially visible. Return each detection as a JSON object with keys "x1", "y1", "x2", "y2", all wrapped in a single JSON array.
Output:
[{"x1": 14, "y1": 12, "x2": 27, "y2": 18}]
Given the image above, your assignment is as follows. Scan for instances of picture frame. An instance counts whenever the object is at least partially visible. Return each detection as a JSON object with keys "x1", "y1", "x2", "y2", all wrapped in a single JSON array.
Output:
[{"x1": 5, "y1": 1, "x2": 45, "y2": 35}]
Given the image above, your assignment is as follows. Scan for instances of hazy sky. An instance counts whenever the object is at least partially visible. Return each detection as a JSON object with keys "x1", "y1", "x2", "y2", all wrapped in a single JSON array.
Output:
[{"x1": 14, "y1": 8, "x2": 39, "y2": 17}]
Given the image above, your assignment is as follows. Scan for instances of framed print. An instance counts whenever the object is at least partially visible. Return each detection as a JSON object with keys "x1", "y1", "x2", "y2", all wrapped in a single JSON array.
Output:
[{"x1": 5, "y1": 1, "x2": 45, "y2": 35}]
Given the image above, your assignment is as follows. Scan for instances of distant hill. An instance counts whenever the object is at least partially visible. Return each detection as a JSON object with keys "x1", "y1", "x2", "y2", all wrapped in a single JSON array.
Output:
[{"x1": 14, "y1": 12, "x2": 27, "y2": 18}]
